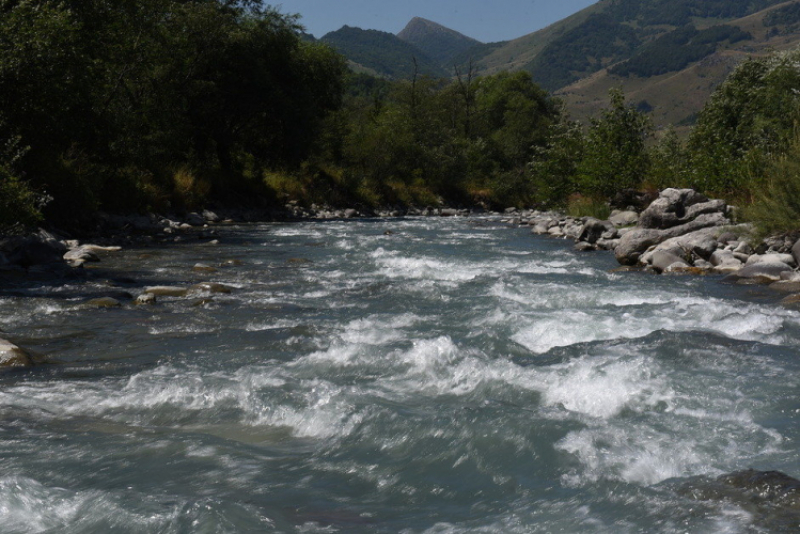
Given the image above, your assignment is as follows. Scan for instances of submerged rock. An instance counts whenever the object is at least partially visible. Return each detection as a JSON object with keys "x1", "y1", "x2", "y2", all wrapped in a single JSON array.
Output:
[
  {"x1": 681, "y1": 469, "x2": 800, "y2": 531},
  {"x1": 143, "y1": 286, "x2": 190, "y2": 297},
  {"x1": 85, "y1": 297, "x2": 122, "y2": 308},
  {"x1": 189, "y1": 282, "x2": 232, "y2": 294},
  {"x1": 0, "y1": 338, "x2": 33, "y2": 368},
  {"x1": 192, "y1": 263, "x2": 217, "y2": 273},
  {"x1": 135, "y1": 293, "x2": 157, "y2": 305}
]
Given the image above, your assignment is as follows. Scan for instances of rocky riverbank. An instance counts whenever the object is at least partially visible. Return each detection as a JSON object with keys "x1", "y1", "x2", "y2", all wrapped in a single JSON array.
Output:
[
  {"x1": 503, "y1": 188, "x2": 800, "y2": 306},
  {"x1": 3, "y1": 188, "x2": 800, "y2": 372}
]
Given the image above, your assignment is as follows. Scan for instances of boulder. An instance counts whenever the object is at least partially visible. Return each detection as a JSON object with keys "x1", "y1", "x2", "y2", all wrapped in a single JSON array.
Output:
[
  {"x1": 638, "y1": 188, "x2": 710, "y2": 229},
  {"x1": 192, "y1": 263, "x2": 217, "y2": 273},
  {"x1": 143, "y1": 286, "x2": 190, "y2": 297},
  {"x1": 680, "y1": 469, "x2": 800, "y2": 531},
  {"x1": 614, "y1": 212, "x2": 728, "y2": 266},
  {"x1": 641, "y1": 228, "x2": 719, "y2": 266},
  {"x1": 610, "y1": 188, "x2": 657, "y2": 211},
  {"x1": 614, "y1": 229, "x2": 663, "y2": 265},
  {"x1": 609, "y1": 210, "x2": 639, "y2": 227},
  {"x1": 135, "y1": 293, "x2": 157, "y2": 305},
  {"x1": 579, "y1": 218, "x2": 615, "y2": 244},
  {"x1": 651, "y1": 251, "x2": 689, "y2": 273},
  {"x1": 710, "y1": 250, "x2": 737, "y2": 267},
  {"x1": 531, "y1": 222, "x2": 549, "y2": 235},
  {"x1": 189, "y1": 282, "x2": 232, "y2": 294},
  {"x1": 781, "y1": 270, "x2": 800, "y2": 282},
  {"x1": 769, "y1": 280, "x2": 800, "y2": 293},
  {"x1": 746, "y1": 253, "x2": 797, "y2": 268},
  {"x1": 0, "y1": 230, "x2": 67, "y2": 268},
  {"x1": 734, "y1": 262, "x2": 794, "y2": 283},
  {"x1": 792, "y1": 239, "x2": 800, "y2": 267},
  {"x1": 64, "y1": 246, "x2": 101, "y2": 263},
  {"x1": 344, "y1": 208, "x2": 358, "y2": 218},
  {"x1": 202, "y1": 209, "x2": 221, "y2": 223},
  {"x1": 0, "y1": 338, "x2": 33, "y2": 368},
  {"x1": 85, "y1": 297, "x2": 122, "y2": 308}
]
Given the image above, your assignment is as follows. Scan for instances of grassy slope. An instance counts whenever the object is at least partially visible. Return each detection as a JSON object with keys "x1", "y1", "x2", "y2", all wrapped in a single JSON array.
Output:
[
  {"x1": 473, "y1": 1, "x2": 607, "y2": 74},
  {"x1": 556, "y1": 1, "x2": 800, "y2": 129}
]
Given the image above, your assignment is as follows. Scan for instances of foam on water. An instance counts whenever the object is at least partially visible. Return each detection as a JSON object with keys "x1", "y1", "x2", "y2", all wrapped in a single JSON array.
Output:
[{"x1": 1, "y1": 217, "x2": 798, "y2": 533}]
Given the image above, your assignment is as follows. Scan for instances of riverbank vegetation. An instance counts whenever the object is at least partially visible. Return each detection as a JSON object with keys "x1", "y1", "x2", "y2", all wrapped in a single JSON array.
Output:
[{"x1": 2, "y1": 0, "x2": 800, "y2": 236}]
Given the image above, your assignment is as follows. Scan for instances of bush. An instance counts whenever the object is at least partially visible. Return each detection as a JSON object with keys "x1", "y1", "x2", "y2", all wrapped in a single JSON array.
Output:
[
  {"x1": 576, "y1": 89, "x2": 651, "y2": 199},
  {"x1": 0, "y1": 165, "x2": 43, "y2": 233},
  {"x1": 743, "y1": 133, "x2": 800, "y2": 238},
  {"x1": 566, "y1": 194, "x2": 611, "y2": 220}
]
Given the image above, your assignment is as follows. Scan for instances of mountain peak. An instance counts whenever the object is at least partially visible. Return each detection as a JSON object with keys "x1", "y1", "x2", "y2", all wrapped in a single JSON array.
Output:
[{"x1": 397, "y1": 17, "x2": 481, "y2": 66}]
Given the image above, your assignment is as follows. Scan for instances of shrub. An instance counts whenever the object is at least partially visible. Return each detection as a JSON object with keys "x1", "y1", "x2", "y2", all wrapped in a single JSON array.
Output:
[
  {"x1": 743, "y1": 132, "x2": 800, "y2": 238},
  {"x1": 566, "y1": 194, "x2": 611, "y2": 220},
  {"x1": 0, "y1": 165, "x2": 43, "y2": 233}
]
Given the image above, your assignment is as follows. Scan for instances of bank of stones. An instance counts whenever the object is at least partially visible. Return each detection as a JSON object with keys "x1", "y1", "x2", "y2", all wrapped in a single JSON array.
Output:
[{"x1": 517, "y1": 188, "x2": 800, "y2": 305}]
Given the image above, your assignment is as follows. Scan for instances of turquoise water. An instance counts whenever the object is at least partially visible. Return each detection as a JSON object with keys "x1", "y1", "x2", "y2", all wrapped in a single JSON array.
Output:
[{"x1": 1, "y1": 217, "x2": 798, "y2": 532}]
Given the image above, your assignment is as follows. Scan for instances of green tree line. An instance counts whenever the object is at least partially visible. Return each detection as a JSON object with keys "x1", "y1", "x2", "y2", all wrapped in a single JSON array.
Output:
[{"x1": 3, "y1": 0, "x2": 800, "y2": 239}]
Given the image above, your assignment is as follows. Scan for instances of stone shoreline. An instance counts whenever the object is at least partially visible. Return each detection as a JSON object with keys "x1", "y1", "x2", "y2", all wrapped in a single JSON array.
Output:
[
  {"x1": 499, "y1": 188, "x2": 800, "y2": 307},
  {"x1": 3, "y1": 189, "x2": 800, "y2": 370}
]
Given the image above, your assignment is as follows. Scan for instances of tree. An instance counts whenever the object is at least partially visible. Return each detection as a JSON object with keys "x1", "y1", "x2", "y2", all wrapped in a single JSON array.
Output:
[
  {"x1": 577, "y1": 89, "x2": 651, "y2": 199},
  {"x1": 687, "y1": 48, "x2": 800, "y2": 197}
]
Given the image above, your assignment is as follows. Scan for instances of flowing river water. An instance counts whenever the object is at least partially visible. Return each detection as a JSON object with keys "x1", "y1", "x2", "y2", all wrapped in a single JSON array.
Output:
[{"x1": 1, "y1": 216, "x2": 799, "y2": 533}]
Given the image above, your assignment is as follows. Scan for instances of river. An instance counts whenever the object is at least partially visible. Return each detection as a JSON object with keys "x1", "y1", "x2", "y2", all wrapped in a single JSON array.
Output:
[{"x1": 1, "y1": 216, "x2": 798, "y2": 533}]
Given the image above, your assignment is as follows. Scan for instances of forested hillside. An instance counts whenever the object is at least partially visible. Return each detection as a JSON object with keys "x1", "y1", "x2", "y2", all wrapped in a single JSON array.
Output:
[
  {"x1": 321, "y1": 26, "x2": 447, "y2": 79},
  {"x1": 520, "y1": 0, "x2": 787, "y2": 90},
  {"x1": 397, "y1": 17, "x2": 481, "y2": 67}
]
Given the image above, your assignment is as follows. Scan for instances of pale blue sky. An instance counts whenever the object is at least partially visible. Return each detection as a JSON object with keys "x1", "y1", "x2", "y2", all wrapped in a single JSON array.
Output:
[{"x1": 272, "y1": 0, "x2": 600, "y2": 43}]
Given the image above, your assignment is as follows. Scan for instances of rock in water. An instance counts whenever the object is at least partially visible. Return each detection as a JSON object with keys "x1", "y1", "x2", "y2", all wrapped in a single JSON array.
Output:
[
  {"x1": 0, "y1": 338, "x2": 33, "y2": 368},
  {"x1": 143, "y1": 286, "x2": 190, "y2": 297},
  {"x1": 135, "y1": 293, "x2": 157, "y2": 305},
  {"x1": 190, "y1": 282, "x2": 232, "y2": 294},
  {"x1": 85, "y1": 297, "x2": 122, "y2": 308},
  {"x1": 679, "y1": 470, "x2": 800, "y2": 531}
]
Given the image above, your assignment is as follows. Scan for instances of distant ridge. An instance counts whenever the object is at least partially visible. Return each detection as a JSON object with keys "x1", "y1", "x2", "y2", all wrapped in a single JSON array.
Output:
[
  {"x1": 321, "y1": 26, "x2": 447, "y2": 79},
  {"x1": 397, "y1": 17, "x2": 482, "y2": 66}
]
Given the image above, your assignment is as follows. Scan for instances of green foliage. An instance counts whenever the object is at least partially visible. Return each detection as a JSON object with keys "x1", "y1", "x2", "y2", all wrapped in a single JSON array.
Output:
[
  {"x1": 528, "y1": 116, "x2": 585, "y2": 207},
  {"x1": 764, "y1": 3, "x2": 800, "y2": 29},
  {"x1": 647, "y1": 127, "x2": 690, "y2": 190},
  {"x1": 524, "y1": 0, "x2": 783, "y2": 92},
  {"x1": 321, "y1": 26, "x2": 446, "y2": 79},
  {"x1": 687, "y1": 48, "x2": 800, "y2": 197},
  {"x1": 0, "y1": 133, "x2": 43, "y2": 233},
  {"x1": 606, "y1": 0, "x2": 784, "y2": 26},
  {"x1": 611, "y1": 25, "x2": 751, "y2": 78},
  {"x1": 334, "y1": 70, "x2": 561, "y2": 208},
  {"x1": 576, "y1": 89, "x2": 651, "y2": 199},
  {"x1": 0, "y1": 167, "x2": 42, "y2": 233},
  {"x1": 743, "y1": 133, "x2": 800, "y2": 238},
  {"x1": 566, "y1": 195, "x2": 611, "y2": 220},
  {"x1": 0, "y1": 0, "x2": 347, "y2": 228},
  {"x1": 527, "y1": 14, "x2": 640, "y2": 91}
]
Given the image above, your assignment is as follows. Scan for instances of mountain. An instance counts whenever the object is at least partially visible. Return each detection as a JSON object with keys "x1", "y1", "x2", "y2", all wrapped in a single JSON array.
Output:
[
  {"x1": 320, "y1": 26, "x2": 447, "y2": 79},
  {"x1": 397, "y1": 17, "x2": 482, "y2": 66},
  {"x1": 319, "y1": 1, "x2": 800, "y2": 127},
  {"x1": 554, "y1": 0, "x2": 800, "y2": 127},
  {"x1": 463, "y1": 0, "x2": 800, "y2": 127},
  {"x1": 473, "y1": 0, "x2": 789, "y2": 90}
]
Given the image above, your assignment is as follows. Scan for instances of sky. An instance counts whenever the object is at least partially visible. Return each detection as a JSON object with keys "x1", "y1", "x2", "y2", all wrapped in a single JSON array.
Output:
[{"x1": 272, "y1": 0, "x2": 600, "y2": 43}]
